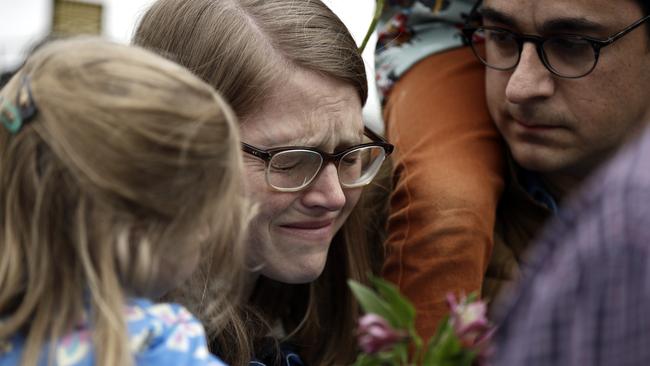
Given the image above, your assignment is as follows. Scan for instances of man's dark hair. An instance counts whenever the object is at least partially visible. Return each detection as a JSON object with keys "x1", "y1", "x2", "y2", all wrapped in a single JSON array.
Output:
[
  {"x1": 636, "y1": 0, "x2": 650, "y2": 42},
  {"x1": 470, "y1": 0, "x2": 650, "y2": 42},
  {"x1": 638, "y1": 0, "x2": 650, "y2": 15}
]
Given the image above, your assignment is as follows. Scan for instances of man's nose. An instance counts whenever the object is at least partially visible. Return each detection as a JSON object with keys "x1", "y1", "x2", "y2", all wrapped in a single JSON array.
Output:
[{"x1": 505, "y1": 43, "x2": 555, "y2": 104}]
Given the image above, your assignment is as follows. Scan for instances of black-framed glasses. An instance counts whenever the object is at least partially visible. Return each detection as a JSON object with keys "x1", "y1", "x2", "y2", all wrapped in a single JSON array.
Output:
[
  {"x1": 242, "y1": 127, "x2": 394, "y2": 192},
  {"x1": 462, "y1": 14, "x2": 650, "y2": 78}
]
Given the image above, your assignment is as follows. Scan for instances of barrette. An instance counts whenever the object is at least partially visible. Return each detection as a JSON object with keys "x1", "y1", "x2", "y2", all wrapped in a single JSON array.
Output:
[{"x1": 0, "y1": 75, "x2": 38, "y2": 134}]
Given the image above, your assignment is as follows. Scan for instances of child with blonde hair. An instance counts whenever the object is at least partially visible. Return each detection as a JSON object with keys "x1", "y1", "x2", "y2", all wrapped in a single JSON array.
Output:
[{"x1": 0, "y1": 38, "x2": 250, "y2": 366}]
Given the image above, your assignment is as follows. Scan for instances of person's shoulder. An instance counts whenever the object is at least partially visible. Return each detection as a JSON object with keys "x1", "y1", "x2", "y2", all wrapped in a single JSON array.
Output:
[
  {"x1": 589, "y1": 126, "x2": 650, "y2": 193},
  {"x1": 564, "y1": 126, "x2": 650, "y2": 248},
  {"x1": 127, "y1": 298, "x2": 198, "y2": 327},
  {"x1": 508, "y1": 126, "x2": 650, "y2": 288},
  {"x1": 492, "y1": 127, "x2": 650, "y2": 365},
  {"x1": 127, "y1": 299, "x2": 226, "y2": 366},
  {"x1": 0, "y1": 335, "x2": 26, "y2": 366},
  {"x1": 0, "y1": 301, "x2": 226, "y2": 366},
  {"x1": 0, "y1": 325, "x2": 95, "y2": 366}
]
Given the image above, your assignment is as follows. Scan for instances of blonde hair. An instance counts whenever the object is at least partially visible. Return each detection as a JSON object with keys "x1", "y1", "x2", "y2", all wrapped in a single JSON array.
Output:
[
  {"x1": 134, "y1": 1, "x2": 375, "y2": 365},
  {"x1": 0, "y1": 38, "x2": 249, "y2": 366}
]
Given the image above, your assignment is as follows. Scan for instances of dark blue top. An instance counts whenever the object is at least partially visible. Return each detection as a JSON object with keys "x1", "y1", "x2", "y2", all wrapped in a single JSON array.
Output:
[{"x1": 249, "y1": 343, "x2": 305, "y2": 366}]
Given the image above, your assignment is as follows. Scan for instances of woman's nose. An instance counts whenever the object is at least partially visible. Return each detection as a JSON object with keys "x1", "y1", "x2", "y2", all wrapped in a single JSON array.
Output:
[{"x1": 300, "y1": 163, "x2": 346, "y2": 211}]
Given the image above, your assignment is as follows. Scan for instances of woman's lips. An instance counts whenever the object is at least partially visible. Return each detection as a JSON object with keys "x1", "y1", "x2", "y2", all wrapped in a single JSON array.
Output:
[
  {"x1": 282, "y1": 220, "x2": 334, "y2": 229},
  {"x1": 277, "y1": 220, "x2": 336, "y2": 240}
]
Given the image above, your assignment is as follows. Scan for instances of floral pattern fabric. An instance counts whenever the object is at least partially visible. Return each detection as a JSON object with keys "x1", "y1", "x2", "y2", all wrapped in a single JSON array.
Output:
[
  {"x1": 0, "y1": 299, "x2": 225, "y2": 366},
  {"x1": 375, "y1": 0, "x2": 476, "y2": 101}
]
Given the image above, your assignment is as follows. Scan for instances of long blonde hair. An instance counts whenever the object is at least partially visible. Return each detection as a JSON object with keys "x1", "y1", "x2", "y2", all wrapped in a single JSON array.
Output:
[
  {"x1": 0, "y1": 38, "x2": 249, "y2": 366},
  {"x1": 134, "y1": 1, "x2": 375, "y2": 365}
]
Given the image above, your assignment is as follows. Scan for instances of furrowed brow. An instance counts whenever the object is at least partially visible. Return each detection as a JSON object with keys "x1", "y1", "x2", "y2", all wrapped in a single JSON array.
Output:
[{"x1": 335, "y1": 133, "x2": 364, "y2": 151}]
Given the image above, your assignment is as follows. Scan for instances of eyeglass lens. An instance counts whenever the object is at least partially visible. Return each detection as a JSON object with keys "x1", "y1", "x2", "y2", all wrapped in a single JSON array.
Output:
[{"x1": 266, "y1": 146, "x2": 386, "y2": 191}]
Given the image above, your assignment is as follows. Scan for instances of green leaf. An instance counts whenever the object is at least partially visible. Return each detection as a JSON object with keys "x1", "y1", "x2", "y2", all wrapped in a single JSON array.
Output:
[
  {"x1": 427, "y1": 316, "x2": 450, "y2": 350},
  {"x1": 348, "y1": 280, "x2": 401, "y2": 327},
  {"x1": 358, "y1": 0, "x2": 385, "y2": 53},
  {"x1": 465, "y1": 292, "x2": 479, "y2": 303},
  {"x1": 370, "y1": 276, "x2": 416, "y2": 329},
  {"x1": 457, "y1": 350, "x2": 477, "y2": 366},
  {"x1": 440, "y1": 335, "x2": 462, "y2": 357},
  {"x1": 352, "y1": 353, "x2": 382, "y2": 366},
  {"x1": 392, "y1": 342, "x2": 409, "y2": 365},
  {"x1": 422, "y1": 337, "x2": 439, "y2": 366},
  {"x1": 377, "y1": 350, "x2": 400, "y2": 364},
  {"x1": 423, "y1": 327, "x2": 463, "y2": 366},
  {"x1": 409, "y1": 323, "x2": 424, "y2": 364}
]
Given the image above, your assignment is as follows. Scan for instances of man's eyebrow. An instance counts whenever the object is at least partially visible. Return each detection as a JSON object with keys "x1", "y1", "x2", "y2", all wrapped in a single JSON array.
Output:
[
  {"x1": 538, "y1": 17, "x2": 607, "y2": 35},
  {"x1": 480, "y1": 7, "x2": 607, "y2": 35},
  {"x1": 479, "y1": 7, "x2": 518, "y2": 28}
]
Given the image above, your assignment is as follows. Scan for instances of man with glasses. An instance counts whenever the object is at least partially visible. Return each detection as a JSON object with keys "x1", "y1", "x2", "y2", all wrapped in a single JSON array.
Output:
[
  {"x1": 457, "y1": 0, "x2": 650, "y2": 306},
  {"x1": 458, "y1": 1, "x2": 650, "y2": 363}
]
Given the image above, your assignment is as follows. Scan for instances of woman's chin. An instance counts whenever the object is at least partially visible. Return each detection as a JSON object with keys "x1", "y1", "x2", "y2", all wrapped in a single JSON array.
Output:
[{"x1": 262, "y1": 261, "x2": 327, "y2": 285}]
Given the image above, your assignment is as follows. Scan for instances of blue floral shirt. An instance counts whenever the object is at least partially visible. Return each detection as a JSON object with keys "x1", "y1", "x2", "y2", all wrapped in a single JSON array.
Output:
[
  {"x1": 375, "y1": 0, "x2": 475, "y2": 101},
  {"x1": 0, "y1": 299, "x2": 226, "y2": 366}
]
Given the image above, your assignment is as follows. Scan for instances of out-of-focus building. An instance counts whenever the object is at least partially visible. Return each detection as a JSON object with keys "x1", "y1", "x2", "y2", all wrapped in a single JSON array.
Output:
[
  {"x1": 0, "y1": 0, "x2": 104, "y2": 84},
  {"x1": 52, "y1": 0, "x2": 103, "y2": 35}
]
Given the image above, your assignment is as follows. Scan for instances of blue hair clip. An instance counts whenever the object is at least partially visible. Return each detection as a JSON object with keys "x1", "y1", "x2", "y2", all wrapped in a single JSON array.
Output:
[
  {"x1": 0, "y1": 75, "x2": 38, "y2": 134},
  {"x1": 0, "y1": 96, "x2": 22, "y2": 133}
]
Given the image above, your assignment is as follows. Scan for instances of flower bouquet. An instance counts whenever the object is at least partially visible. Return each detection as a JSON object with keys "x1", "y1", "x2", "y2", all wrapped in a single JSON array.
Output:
[{"x1": 348, "y1": 277, "x2": 494, "y2": 366}]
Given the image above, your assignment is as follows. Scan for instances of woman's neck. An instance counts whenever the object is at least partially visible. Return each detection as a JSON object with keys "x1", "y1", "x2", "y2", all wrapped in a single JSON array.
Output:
[{"x1": 244, "y1": 272, "x2": 260, "y2": 299}]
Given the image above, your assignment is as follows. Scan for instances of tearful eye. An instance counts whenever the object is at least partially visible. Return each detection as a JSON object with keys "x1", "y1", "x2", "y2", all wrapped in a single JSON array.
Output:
[
  {"x1": 270, "y1": 154, "x2": 303, "y2": 171},
  {"x1": 341, "y1": 151, "x2": 361, "y2": 166},
  {"x1": 270, "y1": 162, "x2": 298, "y2": 171},
  {"x1": 266, "y1": 150, "x2": 323, "y2": 191},
  {"x1": 268, "y1": 150, "x2": 322, "y2": 175}
]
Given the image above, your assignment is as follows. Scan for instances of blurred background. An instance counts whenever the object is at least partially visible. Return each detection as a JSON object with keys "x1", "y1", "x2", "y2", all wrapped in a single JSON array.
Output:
[{"x1": 0, "y1": 0, "x2": 383, "y2": 131}]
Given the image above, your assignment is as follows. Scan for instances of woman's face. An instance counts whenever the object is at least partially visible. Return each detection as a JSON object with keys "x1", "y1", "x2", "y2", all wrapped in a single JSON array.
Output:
[{"x1": 240, "y1": 68, "x2": 364, "y2": 284}]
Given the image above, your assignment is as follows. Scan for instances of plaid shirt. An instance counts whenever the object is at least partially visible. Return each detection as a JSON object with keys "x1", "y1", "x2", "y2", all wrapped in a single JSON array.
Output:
[{"x1": 492, "y1": 126, "x2": 650, "y2": 366}]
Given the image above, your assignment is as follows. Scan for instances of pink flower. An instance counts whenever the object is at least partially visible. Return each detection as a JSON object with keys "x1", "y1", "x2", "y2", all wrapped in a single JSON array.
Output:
[
  {"x1": 446, "y1": 293, "x2": 495, "y2": 363},
  {"x1": 357, "y1": 313, "x2": 406, "y2": 354}
]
